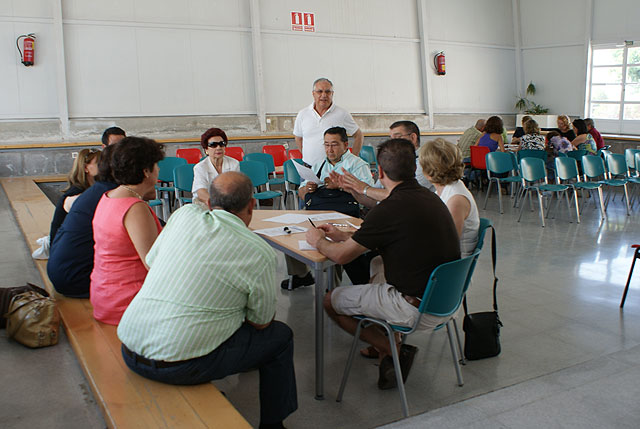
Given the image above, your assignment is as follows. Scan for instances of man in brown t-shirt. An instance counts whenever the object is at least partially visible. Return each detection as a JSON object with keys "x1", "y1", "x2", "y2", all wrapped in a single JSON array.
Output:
[{"x1": 306, "y1": 138, "x2": 460, "y2": 390}]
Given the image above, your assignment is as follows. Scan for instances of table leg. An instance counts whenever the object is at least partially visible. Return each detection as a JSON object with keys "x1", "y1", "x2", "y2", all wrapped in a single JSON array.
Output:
[{"x1": 314, "y1": 265, "x2": 326, "y2": 400}]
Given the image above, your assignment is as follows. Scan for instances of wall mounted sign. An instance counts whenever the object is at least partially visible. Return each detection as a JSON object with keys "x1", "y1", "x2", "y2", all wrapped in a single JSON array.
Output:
[{"x1": 291, "y1": 11, "x2": 315, "y2": 32}]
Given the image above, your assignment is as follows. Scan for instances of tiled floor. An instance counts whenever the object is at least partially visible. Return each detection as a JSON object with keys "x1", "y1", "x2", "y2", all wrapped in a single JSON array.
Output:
[{"x1": 1, "y1": 183, "x2": 639, "y2": 428}]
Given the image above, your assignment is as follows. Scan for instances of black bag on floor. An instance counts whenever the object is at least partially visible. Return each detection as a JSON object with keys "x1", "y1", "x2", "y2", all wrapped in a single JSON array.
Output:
[
  {"x1": 462, "y1": 227, "x2": 503, "y2": 360},
  {"x1": 0, "y1": 283, "x2": 49, "y2": 329},
  {"x1": 304, "y1": 161, "x2": 360, "y2": 218}
]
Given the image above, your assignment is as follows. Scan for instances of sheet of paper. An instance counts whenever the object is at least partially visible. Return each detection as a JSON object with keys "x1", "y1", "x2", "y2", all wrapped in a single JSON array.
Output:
[
  {"x1": 262, "y1": 213, "x2": 309, "y2": 224},
  {"x1": 298, "y1": 240, "x2": 317, "y2": 251},
  {"x1": 307, "y1": 212, "x2": 352, "y2": 222},
  {"x1": 293, "y1": 161, "x2": 323, "y2": 184},
  {"x1": 253, "y1": 225, "x2": 308, "y2": 237}
]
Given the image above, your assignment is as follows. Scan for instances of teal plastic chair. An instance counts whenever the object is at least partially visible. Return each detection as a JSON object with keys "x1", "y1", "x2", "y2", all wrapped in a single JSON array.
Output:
[
  {"x1": 583, "y1": 155, "x2": 630, "y2": 216},
  {"x1": 555, "y1": 156, "x2": 606, "y2": 222},
  {"x1": 516, "y1": 149, "x2": 547, "y2": 164},
  {"x1": 239, "y1": 160, "x2": 284, "y2": 209},
  {"x1": 336, "y1": 250, "x2": 481, "y2": 418},
  {"x1": 567, "y1": 149, "x2": 587, "y2": 174},
  {"x1": 244, "y1": 152, "x2": 285, "y2": 188},
  {"x1": 359, "y1": 146, "x2": 378, "y2": 177},
  {"x1": 155, "y1": 157, "x2": 187, "y2": 217},
  {"x1": 173, "y1": 164, "x2": 194, "y2": 207},
  {"x1": 517, "y1": 157, "x2": 572, "y2": 227},
  {"x1": 625, "y1": 148, "x2": 640, "y2": 174},
  {"x1": 283, "y1": 159, "x2": 301, "y2": 209},
  {"x1": 628, "y1": 152, "x2": 640, "y2": 208},
  {"x1": 484, "y1": 152, "x2": 521, "y2": 213}
]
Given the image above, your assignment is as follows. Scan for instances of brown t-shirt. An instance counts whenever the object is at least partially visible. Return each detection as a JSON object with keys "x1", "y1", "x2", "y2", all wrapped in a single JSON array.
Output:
[{"x1": 352, "y1": 179, "x2": 460, "y2": 297}]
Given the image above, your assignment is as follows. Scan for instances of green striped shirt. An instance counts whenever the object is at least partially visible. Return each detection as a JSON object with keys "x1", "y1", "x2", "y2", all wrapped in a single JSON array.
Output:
[{"x1": 117, "y1": 204, "x2": 277, "y2": 361}]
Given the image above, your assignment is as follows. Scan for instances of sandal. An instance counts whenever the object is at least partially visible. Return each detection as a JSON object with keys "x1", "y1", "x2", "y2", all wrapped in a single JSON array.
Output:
[{"x1": 360, "y1": 345, "x2": 380, "y2": 359}]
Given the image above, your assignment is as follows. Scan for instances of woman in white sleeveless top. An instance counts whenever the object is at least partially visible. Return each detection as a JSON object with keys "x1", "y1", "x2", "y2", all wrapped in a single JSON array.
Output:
[{"x1": 419, "y1": 138, "x2": 479, "y2": 256}]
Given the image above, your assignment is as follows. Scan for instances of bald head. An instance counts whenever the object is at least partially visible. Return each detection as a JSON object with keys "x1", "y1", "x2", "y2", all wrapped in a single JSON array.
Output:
[
  {"x1": 475, "y1": 119, "x2": 486, "y2": 131},
  {"x1": 209, "y1": 172, "x2": 254, "y2": 216}
]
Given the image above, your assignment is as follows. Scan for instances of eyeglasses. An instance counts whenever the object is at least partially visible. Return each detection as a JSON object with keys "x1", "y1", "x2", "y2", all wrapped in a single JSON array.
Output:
[
  {"x1": 313, "y1": 90, "x2": 334, "y2": 95},
  {"x1": 208, "y1": 141, "x2": 227, "y2": 148}
]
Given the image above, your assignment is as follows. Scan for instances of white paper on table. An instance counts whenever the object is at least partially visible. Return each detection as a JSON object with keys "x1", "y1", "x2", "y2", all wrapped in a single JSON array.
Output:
[
  {"x1": 262, "y1": 213, "x2": 309, "y2": 224},
  {"x1": 293, "y1": 162, "x2": 323, "y2": 184},
  {"x1": 298, "y1": 240, "x2": 317, "y2": 250},
  {"x1": 253, "y1": 225, "x2": 308, "y2": 237},
  {"x1": 307, "y1": 212, "x2": 352, "y2": 222}
]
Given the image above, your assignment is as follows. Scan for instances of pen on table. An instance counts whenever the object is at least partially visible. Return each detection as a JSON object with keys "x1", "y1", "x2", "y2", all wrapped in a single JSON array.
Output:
[
  {"x1": 283, "y1": 226, "x2": 291, "y2": 234},
  {"x1": 308, "y1": 218, "x2": 317, "y2": 228}
]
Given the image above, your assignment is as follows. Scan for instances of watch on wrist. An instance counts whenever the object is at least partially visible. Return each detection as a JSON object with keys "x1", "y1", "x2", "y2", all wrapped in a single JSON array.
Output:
[{"x1": 363, "y1": 185, "x2": 370, "y2": 197}]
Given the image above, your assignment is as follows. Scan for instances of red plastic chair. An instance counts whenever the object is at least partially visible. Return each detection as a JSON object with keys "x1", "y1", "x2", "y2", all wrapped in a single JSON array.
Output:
[
  {"x1": 225, "y1": 146, "x2": 245, "y2": 162},
  {"x1": 288, "y1": 149, "x2": 302, "y2": 160},
  {"x1": 470, "y1": 145, "x2": 490, "y2": 191},
  {"x1": 262, "y1": 145, "x2": 287, "y2": 167},
  {"x1": 176, "y1": 148, "x2": 202, "y2": 164},
  {"x1": 621, "y1": 244, "x2": 640, "y2": 308}
]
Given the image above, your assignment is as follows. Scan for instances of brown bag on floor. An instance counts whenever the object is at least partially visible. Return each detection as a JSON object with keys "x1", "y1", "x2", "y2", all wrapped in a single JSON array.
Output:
[
  {"x1": 5, "y1": 291, "x2": 60, "y2": 348},
  {"x1": 0, "y1": 283, "x2": 49, "y2": 329}
]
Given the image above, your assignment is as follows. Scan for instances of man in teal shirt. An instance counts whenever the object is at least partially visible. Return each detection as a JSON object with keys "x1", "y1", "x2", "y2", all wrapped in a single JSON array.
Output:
[{"x1": 118, "y1": 171, "x2": 297, "y2": 429}]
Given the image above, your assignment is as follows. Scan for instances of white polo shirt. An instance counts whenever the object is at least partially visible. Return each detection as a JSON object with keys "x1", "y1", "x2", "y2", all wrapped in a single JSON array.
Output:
[
  {"x1": 293, "y1": 103, "x2": 359, "y2": 166},
  {"x1": 191, "y1": 155, "x2": 240, "y2": 194}
]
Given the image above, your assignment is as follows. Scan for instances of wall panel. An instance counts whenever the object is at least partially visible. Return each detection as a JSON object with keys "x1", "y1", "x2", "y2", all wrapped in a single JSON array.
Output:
[
  {"x1": 592, "y1": 0, "x2": 640, "y2": 44},
  {"x1": 520, "y1": 0, "x2": 584, "y2": 47}
]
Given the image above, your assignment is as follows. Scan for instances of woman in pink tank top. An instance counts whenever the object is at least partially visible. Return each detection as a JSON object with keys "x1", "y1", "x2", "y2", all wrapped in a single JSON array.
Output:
[{"x1": 91, "y1": 137, "x2": 165, "y2": 325}]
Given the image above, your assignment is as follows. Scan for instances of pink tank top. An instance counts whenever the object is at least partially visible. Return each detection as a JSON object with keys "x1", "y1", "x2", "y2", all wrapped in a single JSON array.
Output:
[{"x1": 90, "y1": 194, "x2": 162, "y2": 325}]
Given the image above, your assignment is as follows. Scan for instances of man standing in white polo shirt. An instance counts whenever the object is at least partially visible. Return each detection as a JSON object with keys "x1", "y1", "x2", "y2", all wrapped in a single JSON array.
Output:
[{"x1": 293, "y1": 78, "x2": 363, "y2": 165}]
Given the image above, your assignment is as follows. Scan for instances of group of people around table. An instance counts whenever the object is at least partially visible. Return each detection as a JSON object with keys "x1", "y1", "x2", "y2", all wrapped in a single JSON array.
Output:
[{"x1": 45, "y1": 77, "x2": 484, "y2": 429}]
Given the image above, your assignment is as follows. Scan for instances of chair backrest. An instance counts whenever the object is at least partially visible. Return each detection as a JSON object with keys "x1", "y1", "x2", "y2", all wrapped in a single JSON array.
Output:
[
  {"x1": 624, "y1": 148, "x2": 640, "y2": 170},
  {"x1": 225, "y1": 146, "x2": 245, "y2": 162},
  {"x1": 419, "y1": 250, "x2": 481, "y2": 318},
  {"x1": 470, "y1": 145, "x2": 490, "y2": 169},
  {"x1": 582, "y1": 155, "x2": 606, "y2": 179},
  {"x1": 519, "y1": 157, "x2": 547, "y2": 183},
  {"x1": 262, "y1": 145, "x2": 287, "y2": 167},
  {"x1": 485, "y1": 152, "x2": 515, "y2": 175},
  {"x1": 173, "y1": 164, "x2": 195, "y2": 192},
  {"x1": 474, "y1": 218, "x2": 492, "y2": 253},
  {"x1": 158, "y1": 157, "x2": 188, "y2": 183},
  {"x1": 555, "y1": 156, "x2": 580, "y2": 181},
  {"x1": 359, "y1": 146, "x2": 377, "y2": 167},
  {"x1": 517, "y1": 149, "x2": 547, "y2": 164},
  {"x1": 567, "y1": 150, "x2": 587, "y2": 162},
  {"x1": 288, "y1": 149, "x2": 302, "y2": 160},
  {"x1": 598, "y1": 149, "x2": 612, "y2": 160},
  {"x1": 244, "y1": 152, "x2": 276, "y2": 173},
  {"x1": 607, "y1": 153, "x2": 628, "y2": 176},
  {"x1": 176, "y1": 148, "x2": 202, "y2": 164},
  {"x1": 283, "y1": 159, "x2": 301, "y2": 186},
  {"x1": 239, "y1": 160, "x2": 269, "y2": 187},
  {"x1": 635, "y1": 152, "x2": 640, "y2": 175}
]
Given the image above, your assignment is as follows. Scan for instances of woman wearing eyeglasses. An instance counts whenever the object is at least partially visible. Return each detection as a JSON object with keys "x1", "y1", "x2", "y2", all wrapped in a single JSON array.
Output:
[{"x1": 192, "y1": 127, "x2": 240, "y2": 206}]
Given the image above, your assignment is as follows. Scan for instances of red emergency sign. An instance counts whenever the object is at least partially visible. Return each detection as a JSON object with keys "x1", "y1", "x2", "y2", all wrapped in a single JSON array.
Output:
[{"x1": 291, "y1": 11, "x2": 315, "y2": 32}]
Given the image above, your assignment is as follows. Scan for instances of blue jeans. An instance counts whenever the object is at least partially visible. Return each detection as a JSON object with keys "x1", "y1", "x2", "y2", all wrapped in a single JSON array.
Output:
[{"x1": 122, "y1": 321, "x2": 297, "y2": 425}]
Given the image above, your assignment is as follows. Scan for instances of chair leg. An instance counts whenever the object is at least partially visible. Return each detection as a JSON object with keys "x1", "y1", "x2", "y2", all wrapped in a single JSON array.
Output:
[
  {"x1": 536, "y1": 189, "x2": 546, "y2": 227},
  {"x1": 483, "y1": 179, "x2": 493, "y2": 210},
  {"x1": 497, "y1": 182, "x2": 504, "y2": 214},
  {"x1": 623, "y1": 184, "x2": 631, "y2": 216},
  {"x1": 446, "y1": 321, "x2": 464, "y2": 386},
  {"x1": 621, "y1": 248, "x2": 640, "y2": 308},
  {"x1": 384, "y1": 324, "x2": 409, "y2": 418},
  {"x1": 597, "y1": 187, "x2": 607, "y2": 220},
  {"x1": 336, "y1": 320, "x2": 366, "y2": 403},
  {"x1": 517, "y1": 189, "x2": 528, "y2": 222},
  {"x1": 452, "y1": 318, "x2": 466, "y2": 365},
  {"x1": 573, "y1": 189, "x2": 581, "y2": 223}
]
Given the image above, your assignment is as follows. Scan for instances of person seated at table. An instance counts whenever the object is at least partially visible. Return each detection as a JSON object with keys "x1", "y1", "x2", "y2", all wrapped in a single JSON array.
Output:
[
  {"x1": 585, "y1": 118, "x2": 605, "y2": 150},
  {"x1": 90, "y1": 137, "x2": 164, "y2": 325},
  {"x1": 516, "y1": 119, "x2": 546, "y2": 151},
  {"x1": 457, "y1": 119, "x2": 485, "y2": 162},
  {"x1": 419, "y1": 139, "x2": 479, "y2": 256},
  {"x1": 570, "y1": 119, "x2": 597, "y2": 155},
  {"x1": 554, "y1": 115, "x2": 576, "y2": 141},
  {"x1": 101, "y1": 126, "x2": 126, "y2": 148},
  {"x1": 282, "y1": 126, "x2": 373, "y2": 290},
  {"x1": 474, "y1": 115, "x2": 505, "y2": 152},
  {"x1": 50, "y1": 148, "x2": 101, "y2": 243},
  {"x1": 307, "y1": 139, "x2": 460, "y2": 389},
  {"x1": 118, "y1": 171, "x2": 297, "y2": 429},
  {"x1": 48, "y1": 144, "x2": 119, "y2": 298},
  {"x1": 192, "y1": 127, "x2": 240, "y2": 206},
  {"x1": 511, "y1": 115, "x2": 532, "y2": 145}
]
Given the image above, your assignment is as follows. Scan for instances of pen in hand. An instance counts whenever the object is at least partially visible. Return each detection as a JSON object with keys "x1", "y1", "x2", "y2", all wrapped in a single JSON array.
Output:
[{"x1": 308, "y1": 218, "x2": 317, "y2": 228}]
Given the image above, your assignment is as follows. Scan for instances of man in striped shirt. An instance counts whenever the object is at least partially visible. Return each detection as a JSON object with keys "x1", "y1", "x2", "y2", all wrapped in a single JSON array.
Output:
[{"x1": 118, "y1": 171, "x2": 297, "y2": 429}]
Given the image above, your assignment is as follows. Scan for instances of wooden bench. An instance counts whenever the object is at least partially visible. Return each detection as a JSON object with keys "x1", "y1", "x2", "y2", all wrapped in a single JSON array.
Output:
[{"x1": 0, "y1": 177, "x2": 251, "y2": 429}]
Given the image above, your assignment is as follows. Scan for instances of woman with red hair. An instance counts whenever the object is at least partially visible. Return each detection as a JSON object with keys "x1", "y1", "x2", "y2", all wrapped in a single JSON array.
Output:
[{"x1": 192, "y1": 128, "x2": 240, "y2": 205}]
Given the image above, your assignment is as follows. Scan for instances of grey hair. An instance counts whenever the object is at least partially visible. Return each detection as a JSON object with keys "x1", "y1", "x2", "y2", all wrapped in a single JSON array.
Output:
[
  {"x1": 209, "y1": 172, "x2": 254, "y2": 213},
  {"x1": 313, "y1": 77, "x2": 333, "y2": 90}
]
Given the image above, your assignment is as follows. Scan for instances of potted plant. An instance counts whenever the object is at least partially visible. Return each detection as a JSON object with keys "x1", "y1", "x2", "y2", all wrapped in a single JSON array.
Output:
[{"x1": 515, "y1": 82, "x2": 555, "y2": 128}]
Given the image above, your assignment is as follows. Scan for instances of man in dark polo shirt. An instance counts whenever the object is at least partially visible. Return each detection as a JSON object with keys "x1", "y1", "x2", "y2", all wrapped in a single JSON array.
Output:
[{"x1": 305, "y1": 138, "x2": 460, "y2": 389}]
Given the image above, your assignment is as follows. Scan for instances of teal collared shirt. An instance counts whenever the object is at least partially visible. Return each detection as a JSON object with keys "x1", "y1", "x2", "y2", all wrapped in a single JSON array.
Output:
[{"x1": 303, "y1": 150, "x2": 374, "y2": 187}]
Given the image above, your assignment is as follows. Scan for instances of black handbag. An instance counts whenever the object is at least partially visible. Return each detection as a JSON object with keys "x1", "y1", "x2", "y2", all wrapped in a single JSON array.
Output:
[
  {"x1": 304, "y1": 161, "x2": 360, "y2": 218},
  {"x1": 462, "y1": 227, "x2": 503, "y2": 360}
]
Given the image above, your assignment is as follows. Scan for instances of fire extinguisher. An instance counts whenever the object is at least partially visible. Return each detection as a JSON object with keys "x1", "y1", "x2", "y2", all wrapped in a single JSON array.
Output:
[
  {"x1": 17, "y1": 34, "x2": 36, "y2": 66},
  {"x1": 434, "y1": 51, "x2": 445, "y2": 76}
]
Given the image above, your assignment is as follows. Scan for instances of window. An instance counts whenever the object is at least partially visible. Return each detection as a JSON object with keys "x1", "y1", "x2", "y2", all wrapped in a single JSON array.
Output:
[{"x1": 588, "y1": 43, "x2": 640, "y2": 134}]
